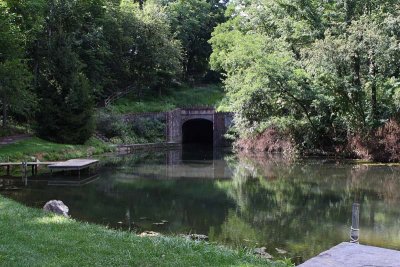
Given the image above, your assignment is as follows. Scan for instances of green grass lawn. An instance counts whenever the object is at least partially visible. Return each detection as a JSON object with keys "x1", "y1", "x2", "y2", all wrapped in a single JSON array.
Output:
[
  {"x1": 110, "y1": 84, "x2": 225, "y2": 114},
  {"x1": 0, "y1": 137, "x2": 112, "y2": 162},
  {"x1": 0, "y1": 196, "x2": 290, "y2": 267}
]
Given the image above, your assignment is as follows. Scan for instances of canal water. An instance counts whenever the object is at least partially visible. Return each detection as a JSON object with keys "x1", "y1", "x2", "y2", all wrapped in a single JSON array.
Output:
[{"x1": 2, "y1": 146, "x2": 400, "y2": 263}]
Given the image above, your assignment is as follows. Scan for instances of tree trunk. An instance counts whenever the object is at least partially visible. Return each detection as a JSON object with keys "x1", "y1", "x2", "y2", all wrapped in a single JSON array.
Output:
[
  {"x1": 369, "y1": 52, "x2": 377, "y2": 124},
  {"x1": 352, "y1": 51, "x2": 366, "y2": 128},
  {"x1": 2, "y1": 99, "x2": 7, "y2": 128},
  {"x1": 34, "y1": 40, "x2": 40, "y2": 89}
]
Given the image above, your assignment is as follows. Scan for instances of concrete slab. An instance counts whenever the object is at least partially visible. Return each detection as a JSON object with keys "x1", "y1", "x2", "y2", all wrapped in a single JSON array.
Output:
[{"x1": 299, "y1": 242, "x2": 400, "y2": 267}]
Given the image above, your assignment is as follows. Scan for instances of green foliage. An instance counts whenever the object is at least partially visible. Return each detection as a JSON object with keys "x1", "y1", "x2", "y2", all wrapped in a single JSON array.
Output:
[
  {"x1": 210, "y1": 0, "x2": 400, "y2": 152},
  {"x1": 2, "y1": 0, "x2": 185, "y2": 143},
  {"x1": 154, "y1": 0, "x2": 226, "y2": 80},
  {"x1": 33, "y1": 0, "x2": 95, "y2": 144},
  {"x1": 96, "y1": 111, "x2": 166, "y2": 144},
  {"x1": 0, "y1": 2, "x2": 35, "y2": 127}
]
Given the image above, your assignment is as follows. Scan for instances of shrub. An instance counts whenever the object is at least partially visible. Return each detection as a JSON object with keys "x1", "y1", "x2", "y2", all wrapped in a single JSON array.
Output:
[{"x1": 96, "y1": 111, "x2": 166, "y2": 144}]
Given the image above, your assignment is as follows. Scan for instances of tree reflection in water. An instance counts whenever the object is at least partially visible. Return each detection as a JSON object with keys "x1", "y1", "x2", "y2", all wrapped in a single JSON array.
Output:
[{"x1": 215, "y1": 153, "x2": 400, "y2": 262}]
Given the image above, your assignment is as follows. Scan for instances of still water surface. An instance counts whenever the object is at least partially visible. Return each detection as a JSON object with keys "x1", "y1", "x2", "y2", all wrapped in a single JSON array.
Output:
[{"x1": 2, "y1": 146, "x2": 400, "y2": 263}]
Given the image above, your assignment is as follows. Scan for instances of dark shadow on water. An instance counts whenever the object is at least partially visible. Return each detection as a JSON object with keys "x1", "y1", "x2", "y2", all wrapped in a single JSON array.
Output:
[{"x1": 182, "y1": 144, "x2": 214, "y2": 161}]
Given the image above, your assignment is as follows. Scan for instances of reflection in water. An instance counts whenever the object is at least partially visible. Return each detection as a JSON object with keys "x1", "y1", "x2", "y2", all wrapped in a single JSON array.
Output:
[{"x1": 1, "y1": 147, "x2": 400, "y2": 264}]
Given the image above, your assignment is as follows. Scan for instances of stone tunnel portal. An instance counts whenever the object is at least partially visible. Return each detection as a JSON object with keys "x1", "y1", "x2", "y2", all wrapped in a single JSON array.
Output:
[{"x1": 182, "y1": 119, "x2": 213, "y2": 144}]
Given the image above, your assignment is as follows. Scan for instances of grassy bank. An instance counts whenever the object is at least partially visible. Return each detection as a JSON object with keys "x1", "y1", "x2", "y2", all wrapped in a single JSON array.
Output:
[
  {"x1": 0, "y1": 137, "x2": 113, "y2": 162},
  {"x1": 0, "y1": 196, "x2": 289, "y2": 267},
  {"x1": 110, "y1": 84, "x2": 224, "y2": 114}
]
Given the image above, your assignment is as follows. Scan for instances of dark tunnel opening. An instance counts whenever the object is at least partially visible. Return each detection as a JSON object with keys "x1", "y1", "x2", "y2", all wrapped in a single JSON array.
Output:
[{"x1": 182, "y1": 119, "x2": 214, "y2": 145}]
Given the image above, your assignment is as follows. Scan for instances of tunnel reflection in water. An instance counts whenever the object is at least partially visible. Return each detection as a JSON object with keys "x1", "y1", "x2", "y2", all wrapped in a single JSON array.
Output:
[{"x1": 182, "y1": 119, "x2": 213, "y2": 145}]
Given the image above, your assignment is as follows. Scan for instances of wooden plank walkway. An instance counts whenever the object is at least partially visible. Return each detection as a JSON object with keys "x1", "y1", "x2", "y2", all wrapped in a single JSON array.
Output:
[
  {"x1": 299, "y1": 242, "x2": 400, "y2": 267},
  {"x1": 1, "y1": 159, "x2": 99, "y2": 177}
]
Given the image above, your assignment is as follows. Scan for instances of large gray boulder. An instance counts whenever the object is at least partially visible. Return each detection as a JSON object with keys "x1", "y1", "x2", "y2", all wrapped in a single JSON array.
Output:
[{"x1": 43, "y1": 200, "x2": 69, "y2": 217}]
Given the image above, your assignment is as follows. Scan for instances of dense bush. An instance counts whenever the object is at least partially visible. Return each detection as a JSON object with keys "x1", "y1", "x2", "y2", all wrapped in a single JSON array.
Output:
[{"x1": 96, "y1": 111, "x2": 165, "y2": 144}]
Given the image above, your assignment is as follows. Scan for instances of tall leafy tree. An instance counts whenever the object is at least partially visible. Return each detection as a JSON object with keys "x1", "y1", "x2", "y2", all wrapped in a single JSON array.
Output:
[
  {"x1": 35, "y1": 0, "x2": 94, "y2": 144},
  {"x1": 154, "y1": 0, "x2": 226, "y2": 80},
  {"x1": 211, "y1": 0, "x2": 400, "y2": 152},
  {"x1": 0, "y1": 2, "x2": 34, "y2": 128}
]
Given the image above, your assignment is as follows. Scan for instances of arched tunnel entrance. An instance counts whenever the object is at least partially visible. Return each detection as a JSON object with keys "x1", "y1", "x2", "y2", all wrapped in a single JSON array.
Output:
[{"x1": 182, "y1": 119, "x2": 213, "y2": 145}]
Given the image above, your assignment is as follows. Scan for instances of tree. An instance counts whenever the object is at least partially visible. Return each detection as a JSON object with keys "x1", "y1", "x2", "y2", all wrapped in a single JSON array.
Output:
[
  {"x1": 35, "y1": 0, "x2": 94, "y2": 144},
  {"x1": 119, "y1": 1, "x2": 182, "y2": 96},
  {"x1": 210, "y1": 0, "x2": 400, "y2": 153},
  {"x1": 0, "y1": 2, "x2": 34, "y2": 128},
  {"x1": 159, "y1": 0, "x2": 226, "y2": 80}
]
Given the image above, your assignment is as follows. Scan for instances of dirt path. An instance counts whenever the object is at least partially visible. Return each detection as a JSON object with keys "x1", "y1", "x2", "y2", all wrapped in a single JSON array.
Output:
[{"x1": 0, "y1": 134, "x2": 32, "y2": 146}]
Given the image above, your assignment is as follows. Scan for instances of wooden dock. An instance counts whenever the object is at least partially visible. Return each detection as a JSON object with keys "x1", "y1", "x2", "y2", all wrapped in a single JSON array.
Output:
[
  {"x1": 48, "y1": 159, "x2": 99, "y2": 178},
  {"x1": 299, "y1": 242, "x2": 400, "y2": 267},
  {"x1": 48, "y1": 159, "x2": 99, "y2": 170},
  {"x1": 1, "y1": 159, "x2": 99, "y2": 177}
]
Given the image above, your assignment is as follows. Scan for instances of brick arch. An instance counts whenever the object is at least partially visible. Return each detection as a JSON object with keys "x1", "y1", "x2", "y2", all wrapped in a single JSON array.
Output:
[{"x1": 181, "y1": 116, "x2": 213, "y2": 125}]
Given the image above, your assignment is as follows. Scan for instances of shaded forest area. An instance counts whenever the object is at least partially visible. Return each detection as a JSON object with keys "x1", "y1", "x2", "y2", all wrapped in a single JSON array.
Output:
[{"x1": 0, "y1": 0, "x2": 226, "y2": 143}]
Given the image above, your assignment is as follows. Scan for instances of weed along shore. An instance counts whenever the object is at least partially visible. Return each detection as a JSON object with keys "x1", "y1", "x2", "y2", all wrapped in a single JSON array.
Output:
[{"x1": 0, "y1": 196, "x2": 289, "y2": 267}]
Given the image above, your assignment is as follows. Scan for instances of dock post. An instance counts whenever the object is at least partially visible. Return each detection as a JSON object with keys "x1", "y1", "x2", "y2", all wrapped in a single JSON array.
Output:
[
  {"x1": 21, "y1": 161, "x2": 27, "y2": 180},
  {"x1": 350, "y1": 202, "x2": 360, "y2": 244}
]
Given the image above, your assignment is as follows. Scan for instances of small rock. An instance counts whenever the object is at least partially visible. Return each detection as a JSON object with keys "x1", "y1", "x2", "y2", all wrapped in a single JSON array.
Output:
[
  {"x1": 187, "y1": 234, "x2": 209, "y2": 241},
  {"x1": 254, "y1": 247, "x2": 273, "y2": 259},
  {"x1": 161, "y1": 220, "x2": 169, "y2": 223},
  {"x1": 139, "y1": 231, "x2": 160, "y2": 237},
  {"x1": 275, "y1": 248, "x2": 287, "y2": 254},
  {"x1": 152, "y1": 222, "x2": 165, "y2": 226},
  {"x1": 117, "y1": 221, "x2": 123, "y2": 224},
  {"x1": 43, "y1": 200, "x2": 69, "y2": 217}
]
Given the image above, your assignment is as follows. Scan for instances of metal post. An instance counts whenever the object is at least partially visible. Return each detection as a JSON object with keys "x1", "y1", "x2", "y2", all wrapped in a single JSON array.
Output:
[{"x1": 350, "y1": 203, "x2": 360, "y2": 244}]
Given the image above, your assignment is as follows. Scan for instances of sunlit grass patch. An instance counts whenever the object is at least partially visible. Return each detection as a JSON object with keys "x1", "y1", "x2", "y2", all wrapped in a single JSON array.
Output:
[
  {"x1": 0, "y1": 196, "x2": 289, "y2": 267},
  {"x1": 111, "y1": 84, "x2": 225, "y2": 114},
  {"x1": 0, "y1": 137, "x2": 112, "y2": 162}
]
